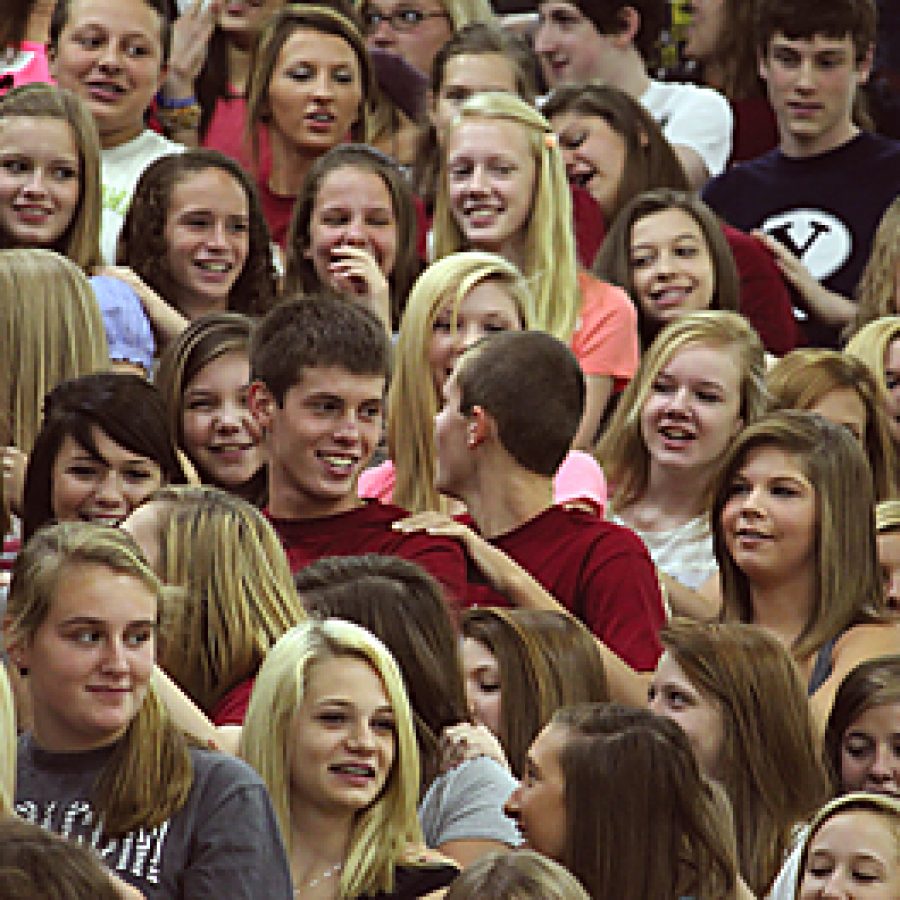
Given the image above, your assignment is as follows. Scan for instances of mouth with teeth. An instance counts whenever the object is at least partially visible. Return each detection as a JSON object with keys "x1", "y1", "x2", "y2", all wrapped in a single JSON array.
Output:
[
  {"x1": 329, "y1": 762, "x2": 378, "y2": 786},
  {"x1": 461, "y1": 201, "x2": 503, "y2": 228},
  {"x1": 318, "y1": 452, "x2": 359, "y2": 479},
  {"x1": 732, "y1": 526, "x2": 773, "y2": 546},
  {"x1": 85, "y1": 79, "x2": 127, "y2": 103},
  {"x1": 305, "y1": 109, "x2": 337, "y2": 133},
  {"x1": 658, "y1": 423, "x2": 696, "y2": 443},
  {"x1": 13, "y1": 203, "x2": 54, "y2": 222},
  {"x1": 568, "y1": 167, "x2": 596, "y2": 189},
  {"x1": 80, "y1": 512, "x2": 125, "y2": 527},
  {"x1": 649, "y1": 285, "x2": 695, "y2": 311}
]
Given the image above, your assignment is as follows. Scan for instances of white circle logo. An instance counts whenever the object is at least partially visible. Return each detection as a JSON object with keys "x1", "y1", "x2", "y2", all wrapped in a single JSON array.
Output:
[{"x1": 761, "y1": 209, "x2": 852, "y2": 281}]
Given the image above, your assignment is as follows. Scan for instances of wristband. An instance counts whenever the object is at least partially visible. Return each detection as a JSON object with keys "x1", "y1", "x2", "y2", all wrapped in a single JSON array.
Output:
[{"x1": 155, "y1": 91, "x2": 198, "y2": 109}]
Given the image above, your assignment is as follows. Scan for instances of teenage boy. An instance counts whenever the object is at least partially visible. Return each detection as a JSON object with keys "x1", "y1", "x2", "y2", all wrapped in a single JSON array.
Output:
[
  {"x1": 396, "y1": 330, "x2": 665, "y2": 679},
  {"x1": 47, "y1": 0, "x2": 184, "y2": 263},
  {"x1": 703, "y1": 0, "x2": 900, "y2": 348},
  {"x1": 534, "y1": 0, "x2": 732, "y2": 185},
  {"x1": 249, "y1": 294, "x2": 468, "y2": 605}
]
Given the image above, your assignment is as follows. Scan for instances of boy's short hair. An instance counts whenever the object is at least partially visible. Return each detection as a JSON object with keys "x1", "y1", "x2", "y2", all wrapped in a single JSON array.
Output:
[
  {"x1": 456, "y1": 330, "x2": 584, "y2": 476},
  {"x1": 250, "y1": 294, "x2": 390, "y2": 405},
  {"x1": 559, "y1": 0, "x2": 665, "y2": 63},
  {"x1": 754, "y1": 0, "x2": 876, "y2": 62},
  {"x1": 49, "y1": 0, "x2": 173, "y2": 65}
]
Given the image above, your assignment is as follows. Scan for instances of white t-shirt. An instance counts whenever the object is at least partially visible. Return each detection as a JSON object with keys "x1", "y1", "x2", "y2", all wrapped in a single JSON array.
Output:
[
  {"x1": 641, "y1": 79, "x2": 733, "y2": 177},
  {"x1": 100, "y1": 129, "x2": 183, "y2": 263}
]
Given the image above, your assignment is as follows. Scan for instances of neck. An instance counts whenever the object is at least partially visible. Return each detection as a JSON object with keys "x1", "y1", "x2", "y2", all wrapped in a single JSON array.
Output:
[
  {"x1": 624, "y1": 460, "x2": 711, "y2": 526},
  {"x1": 289, "y1": 800, "x2": 351, "y2": 890},
  {"x1": 176, "y1": 291, "x2": 229, "y2": 322},
  {"x1": 609, "y1": 49, "x2": 651, "y2": 99},
  {"x1": 748, "y1": 567, "x2": 816, "y2": 650},
  {"x1": 494, "y1": 232, "x2": 529, "y2": 274},
  {"x1": 227, "y1": 41, "x2": 252, "y2": 94},
  {"x1": 267, "y1": 467, "x2": 362, "y2": 521},
  {"x1": 779, "y1": 121, "x2": 859, "y2": 159},
  {"x1": 100, "y1": 122, "x2": 145, "y2": 151},
  {"x1": 269, "y1": 135, "x2": 317, "y2": 196},
  {"x1": 462, "y1": 462, "x2": 553, "y2": 540}
]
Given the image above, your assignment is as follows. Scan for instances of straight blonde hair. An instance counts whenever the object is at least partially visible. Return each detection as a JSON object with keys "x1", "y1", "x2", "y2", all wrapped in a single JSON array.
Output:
[
  {"x1": 433, "y1": 93, "x2": 580, "y2": 344},
  {"x1": 240, "y1": 619, "x2": 423, "y2": 898}
]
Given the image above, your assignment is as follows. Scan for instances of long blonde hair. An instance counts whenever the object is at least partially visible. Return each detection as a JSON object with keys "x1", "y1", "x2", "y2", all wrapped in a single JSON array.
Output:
[
  {"x1": 846, "y1": 316, "x2": 900, "y2": 417},
  {"x1": 0, "y1": 665, "x2": 14, "y2": 816},
  {"x1": 5, "y1": 522, "x2": 192, "y2": 837},
  {"x1": 146, "y1": 485, "x2": 304, "y2": 712},
  {"x1": 389, "y1": 251, "x2": 532, "y2": 513},
  {"x1": 433, "y1": 92, "x2": 580, "y2": 343},
  {"x1": 852, "y1": 197, "x2": 900, "y2": 332},
  {"x1": 240, "y1": 618, "x2": 422, "y2": 898},
  {"x1": 0, "y1": 248, "x2": 108, "y2": 453},
  {"x1": 597, "y1": 311, "x2": 767, "y2": 512}
]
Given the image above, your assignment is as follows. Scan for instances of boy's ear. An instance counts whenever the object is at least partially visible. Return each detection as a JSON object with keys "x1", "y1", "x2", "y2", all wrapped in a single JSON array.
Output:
[
  {"x1": 613, "y1": 5, "x2": 640, "y2": 49},
  {"x1": 248, "y1": 381, "x2": 276, "y2": 430},
  {"x1": 466, "y1": 405, "x2": 494, "y2": 448}
]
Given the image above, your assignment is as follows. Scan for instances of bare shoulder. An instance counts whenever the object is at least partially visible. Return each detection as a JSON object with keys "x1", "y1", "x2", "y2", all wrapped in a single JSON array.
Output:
[{"x1": 835, "y1": 620, "x2": 900, "y2": 663}]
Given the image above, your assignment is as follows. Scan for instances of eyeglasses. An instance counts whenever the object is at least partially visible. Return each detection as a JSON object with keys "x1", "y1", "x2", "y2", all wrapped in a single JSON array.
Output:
[{"x1": 362, "y1": 6, "x2": 449, "y2": 33}]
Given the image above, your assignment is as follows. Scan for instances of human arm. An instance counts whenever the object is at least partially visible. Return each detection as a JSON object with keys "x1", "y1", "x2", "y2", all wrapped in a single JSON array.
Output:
[
  {"x1": 753, "y1": 230, "x2": 856, "y2": 329},
  {"x1": 809, "y1": 621, "x2": 900, "y2": 731},
  {"x1": 93, "y1": 266, "x2": 189, "y2": 346},
  {"x1": 659, "y1": 572, "x2": 722, "y2": 621}
]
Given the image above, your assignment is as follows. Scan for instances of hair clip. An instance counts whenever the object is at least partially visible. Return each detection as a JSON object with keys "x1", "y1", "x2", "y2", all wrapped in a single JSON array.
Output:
[{"x1": 543, "y1": 131, "x2": 558, "y2": 149}]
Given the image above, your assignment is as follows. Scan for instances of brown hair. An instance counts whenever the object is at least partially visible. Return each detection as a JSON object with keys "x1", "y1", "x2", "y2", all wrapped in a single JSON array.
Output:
[
  {"x1": 712, "y1": 411, "x2": 884, "y2": 662},
  {"x1": 444, "y1": 849, "x2": 589, "y2": 899},
  {"x1": 5, "y1": 522, "x2": 193, "y2": 838},
  {"x1": 455, "y1": 331, "x2": 584, "y2": 477},
  {"x1": 661, "y1": 620, "x2": 829, "y2": 895},
  {"x1": 0, "y1": 83, "x2": 103, "y2": 270},
  {"x1": 766, "y1": 349, "x2": 899, "y2": 501},
  {"x1": 283, "y1": 143, "x2": 419, "y2": 328},
  {"x1": 551, "y1": 704, "x2": 740, "y2": 899},
  {"x1": 543, "y1": 83, "x2": 689, "y2": 225},
  {"x1": 593, "y1": 188, "x2": 740, "y2": 348},
  {"x1": 118, "y1": 149, "x2": 277, "y2": 318},
  {"x1": 824, "y1": 655, "x2": 900, "y2": 793}
]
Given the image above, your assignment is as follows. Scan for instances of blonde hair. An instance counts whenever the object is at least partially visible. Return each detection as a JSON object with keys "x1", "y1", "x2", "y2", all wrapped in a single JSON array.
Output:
[
  {"x1": 0, "y1": 84, "x2": 103, "y2": 270},
  {"x1": 146, "y1": 485, "x2": 303, "y2": 712},
  {"x1": 0, "y1": 248, "x2": 108, "y2": 453},
  {"x1": 389, "y1": 251, "x2": 532, "y2": 513},
  {"x1": 597, "y1": 311, "x2": 767, "y2": 512},
  {"x1": 712, "y1": 411, "x2": 885, "y2": 661},
  {"x1": 662, "y1": 620, "x2": 829, "y2": 895},
  {"x1": 877, "y1": 499, "x2": 900, "y2": 534},
  {"x1": 766, "y1": 348, "x2": 899, "y2": 501},
  {"x1": 444, "y1": 849, "x2": 590, "y2": 899},
  {"x1": 4, "y1": 522, "x2": 192, "y2": 837},
  {"x1": 240, "y1": 618, "x2": 422, "y2": 898},
  {"x1": 852, "y1": 197, "x2": 900, "y2": 331},
  {"x1": 795, "y1": 792, "x2": 900, "y2": 899},
  {"x1": 846, "y1": 315, "x2": 900, "y2": 406},
  {"x1": 433, "y1": 93, "x2": 581, "y2": 344},
  {"x1": 0, "y1": 665, "x2": 14, "y2": 816}
]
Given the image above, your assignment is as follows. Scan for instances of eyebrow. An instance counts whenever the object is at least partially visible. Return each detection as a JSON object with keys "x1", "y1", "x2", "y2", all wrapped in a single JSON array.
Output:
[{"x1": 58, "y1": 616, "x2": 157, "y2": 628}]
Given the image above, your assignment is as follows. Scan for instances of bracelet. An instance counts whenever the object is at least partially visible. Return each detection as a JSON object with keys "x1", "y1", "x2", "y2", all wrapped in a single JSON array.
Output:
[
  {"x1": 155, "y1": 102, "x2": 202, "y2": 132},
  {"x1": 155, "y1": 91, "x2": 197, "y2": 109}
]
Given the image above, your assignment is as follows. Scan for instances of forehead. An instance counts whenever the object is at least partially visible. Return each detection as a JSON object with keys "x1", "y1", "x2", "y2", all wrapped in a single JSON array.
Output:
[
  {"x1": 0, "y1": 117, "x2": 79, "y2": 155},
  {"x1": 539, "y1": 0, "x2": 587, "y2": 19},
  {"x1": 47, "y1": 560, "x2": 157, "y2": 621},
  {"x1": 277, "y1": 27, "x2": 360, "y2": 66},
  {"x1": 61, "y1": 0, "x2": 165, "y2": 43},
  {"x1": 631, "y1": 207, "x2": 706, "y2": 243},
  {"x1": 169, "y1": 167, "x2": 249, "y2": 211},
  {"x1": 768, "y1": 31, "x2": 856, "y2": 54},
  {"x1": 447, "y1": 117, "x2": 532, "y2": 156},
  {"x1": 316, "y1": 166, "x2": 392, "y2": 205},
  {"x1": 289, "y1": 364, "x2": 385, "y2": 398},
  {"x1": 442, "y1": 53, "x2": 519, "y2": 91}
]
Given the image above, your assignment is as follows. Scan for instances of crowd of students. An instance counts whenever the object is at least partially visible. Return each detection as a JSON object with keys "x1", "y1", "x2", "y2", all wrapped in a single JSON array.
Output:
[{"x1": 2, "y1": 0, "x2": 900, "y2": 896}]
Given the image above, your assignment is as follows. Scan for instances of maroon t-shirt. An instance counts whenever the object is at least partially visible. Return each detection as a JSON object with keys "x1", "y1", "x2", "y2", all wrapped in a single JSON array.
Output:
[
  {"x1": 461, "y1": 506, "x2": 665, "y2": 671},
  {"x1": 266, "y1": 501, "x2": 468, "y2": 608}
]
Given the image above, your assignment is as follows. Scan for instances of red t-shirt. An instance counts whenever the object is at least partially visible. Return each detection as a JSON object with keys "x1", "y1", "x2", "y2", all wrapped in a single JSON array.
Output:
[
  {"x1": 266, "y1": 501, "x2": 468, "y2": 608},
  {"x1": 210, "y1": 677, "x2": 254, "y2": 726},
  {"x1": 461, "y1": 506, "x2": 665, "y2": 671}
]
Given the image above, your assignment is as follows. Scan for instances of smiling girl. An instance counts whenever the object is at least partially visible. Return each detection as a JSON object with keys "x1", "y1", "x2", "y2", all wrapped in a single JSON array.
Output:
[{"x1": 433, "y1": 92, "x2": 638, "y2": 448}]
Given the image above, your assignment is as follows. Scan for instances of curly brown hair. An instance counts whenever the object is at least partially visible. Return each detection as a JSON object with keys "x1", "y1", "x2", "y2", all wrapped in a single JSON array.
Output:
[{"x1": 117, "y1": 148, "x2": 277, "y2": 318}]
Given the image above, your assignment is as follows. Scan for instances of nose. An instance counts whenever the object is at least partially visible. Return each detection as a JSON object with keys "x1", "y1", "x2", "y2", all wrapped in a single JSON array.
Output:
[
  {"x1": 96, "y1": 41, "x2": 123, "y2": 72},
  {"x1": 101, "y1": 635, "x2": 129, "y2": 673},
  {"x1": 503, "y1": 785, "x2": 521, "y2": 820},
  {"x1": 311, "y1": 70, "x2": 334, "y2": 99},
  {"x1": 795, "y1": 56, "x2": 816, "y2": 91},
  {"x1": 533, "y1": 21, "x2": 555, "y2": 54},
  {"x1": 213, "y1": 400, "x2": 242, "y2": 433},
  {"x1": 367, "y1": 16, "x2": 396, "y2": 46},
  {"x1": 347, "y1": 717, "x2": 377, "y2": 752},
  {"x1": 207, "y1": 219, "x2": 230, "y2": 249},
  {"x1": 23, "y1": 168, "x2": 48, "y2": 196},
  {"x1": 819, "y1": 871, "x2": 847, "y2": 899},
  {"x1": 868, "y1": 741, "x2": 898, "y2": 784},
  {"x1": 93, "y1": 470, "x2": 126, "y2": 507},
  {"x1": 342, "y1": 214, "x2": 368, "y2": 248},
  {"x1": 736, "y1": 484, "x2": 766, "y2": 518},
  {"x1": 333, "y1": 411, "x2": 362, "y2": 443},
  {"x1": 466, "y1": 164, "x2": 489, "y2": 195}
]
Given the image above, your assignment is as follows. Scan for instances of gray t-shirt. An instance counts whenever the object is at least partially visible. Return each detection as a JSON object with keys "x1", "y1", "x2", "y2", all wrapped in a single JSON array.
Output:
[
  {"x1": 16, "y1": 735, "x2": 292, "y2": 899},
  {"x1": 419, "y1": 756, "x2": 522, "y2": 848}
]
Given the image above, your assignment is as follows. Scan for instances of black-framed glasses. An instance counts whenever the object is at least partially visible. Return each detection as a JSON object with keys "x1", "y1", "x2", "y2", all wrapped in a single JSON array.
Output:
[{"x1": 362, "y1": 6, "x2": 449, "y2": 33}]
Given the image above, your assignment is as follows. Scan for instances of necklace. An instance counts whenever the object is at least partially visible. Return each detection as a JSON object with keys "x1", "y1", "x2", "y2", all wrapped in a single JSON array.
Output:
[{"x1": 294, "y1": 862, "x2": 342, "y2": 895}]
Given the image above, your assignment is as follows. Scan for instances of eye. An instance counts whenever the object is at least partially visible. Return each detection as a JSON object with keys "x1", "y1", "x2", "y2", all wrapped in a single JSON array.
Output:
[
  {"x1": 651, "y1": 378, "x2": 676, "y2": 394},
  {"x1": 489, "y1": 160, "x2": 515, "y2": 176},
  {"x1": 1, "y1": 158, "x2": 29, "y2": 175},
  {"x1": 372, "y1": 716, "x2": 396, "y2": 733},
  {"x1": 770, "y1": 484, "x2": 801, "y2": 498},
  {"x1": 51, "y1": 164, "x2": 79, "y2": 181},
  {"x1": 310, "y1": 397, "x2": 342, "y2": 415},
  {"x1": 727, "y1": 479, "x2": 751, "y2": 497},
  {"x1": 558, "y1": 130, "x2": 586, "y2": 150},
  {"x1": 186, "y1": 398, "x2": 215, "y2": 411},
  {"x1": 432, "y1": 314, "x2": 453, "y2": 333},
  {"x1": 287, "y1": 64, "x2": 314, "y2": 82},
  {"x1": 695, "y1": 389, "x2": 723, "y2": 403},
  {"x1": 318, "y1": 710, "x2": 348, "y2": 725},
  {"x1": 332, "y1": 67, "x2": 356, "y2": 85},
  {"x1": 123, "y1": 468, "x2": 155, "y2": 483},
  {"x1": 630, "y1": 252, "x2": 655, "y2": 269},
  {"x1": 397, "y1": 8, "x2": 426, "y2": 24},
  {"x1": 75, "y1": 33, "x2": 105, "y2": 49},
  {"x1": 125, "y1": 42, "x2": 151, "y2": 58},
  {"x1": 71, "y1": 629, "x2": 102, "y2": 645},
  {"x1": 183, "y1": 214, "x2": 212, "y2": 230},
  {"x1": 483, "y1": 321, "x2": 511, "y2": 334},
  {"x1": 442, "y1": 87, "x2": 470, "y2": 103},
  {"x1": 843, "y1": 734, "x2": 874, "y2": 758},
  {"x1": 674, "y1": 244, "x2": 700, "y2": 258},
  {"x1": 227, "y1": 217, "x2": 249, "y2": 234},
  {"x1": 66, "y1": 463, "x2": 101, "y2": 478},
  {"x1": 321, "y1": 212, "x2": 351, "y2": 227},
  {"x1": 125, "y1": 628, "x2": 154, "y2": 647},
  {"x1": 360, "y1": 401, "x2": 383, "y2": 421}
]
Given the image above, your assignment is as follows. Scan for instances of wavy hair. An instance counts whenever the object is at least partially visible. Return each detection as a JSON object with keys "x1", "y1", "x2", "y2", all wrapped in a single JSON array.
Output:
[
  {"x1": 766, "y1": 348, "x2": 899, "y2": 500},
  {"x1": 240, "y1": 618, "x2": 422, "y2": 898},
  {"x1": 118, "y1": 149, "x2": 277, "y2": 318},
  {"x1": 846, "y1": 316, "x2": 900, "y2": 419},
  {"x1": 0, "y1": 248, "x2": 108, "y2": 454},
  {"x1": 0, "y1": 84, "x2": 103, "y2": 270},
  {"x1": 433, "y1": 92, "x2": 580, "y2": 344},
  {"x1": 389, "y1": 251, "x2": 531, "y2": 512},
  {"x1": 543, "y1": 83, "x2": 689, "y2": 224},
  {"x1": 594, "y1": 188, "x2": 741, "y2": 348},
  {"x1": 661, "y1": 620, "x2": 829, "y2": 895},
  {"x1": 143, "y1": 485, "x2": 304, "y2": 713},
  {"x1": 597, "y1": 310, "x2": 767, "y2": 512},
  {"x1": 712, "y1": 410, "x2": 885, "y2": 661},
  {"x1": 4, "y1": 522, "x2": 192, "y2": 838},
  {"x1": 852, "y1": 198, "x2": 900, "y2": 331}
]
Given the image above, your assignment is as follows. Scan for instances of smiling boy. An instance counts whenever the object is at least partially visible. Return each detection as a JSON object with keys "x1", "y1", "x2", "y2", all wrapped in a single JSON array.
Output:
[
  {"x1": 249, "y1": 294, "x2": 467, "y2": 605},
  {"x1": 48, "y1": 0, "x2": 183, "y2": 262},
  {"x1": 703, "y1": 0, "x2": 900, "y2": 348}
]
